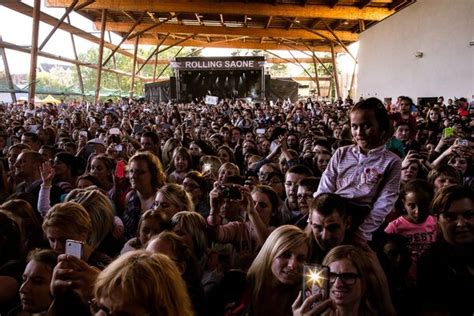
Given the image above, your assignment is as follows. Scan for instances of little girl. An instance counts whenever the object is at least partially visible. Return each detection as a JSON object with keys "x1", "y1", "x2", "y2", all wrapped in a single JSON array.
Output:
[
  {"x1": 385, "y1": 179, "x2": 437, "y2": 281},
  {"x1": 167, "y1": 146, "x2": 193, "y2": 184},
  {"x1": 316, "y1": 97, "x2": 402, "y2": 243},
  {"x1": 120, "y1": 209, "x2": 169, "y2": 254}
]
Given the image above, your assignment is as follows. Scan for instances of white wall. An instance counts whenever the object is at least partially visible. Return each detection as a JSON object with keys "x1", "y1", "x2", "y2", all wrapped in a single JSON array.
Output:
[{"x1": 357, "y1": 0, "x2": 474, "y2": 102}]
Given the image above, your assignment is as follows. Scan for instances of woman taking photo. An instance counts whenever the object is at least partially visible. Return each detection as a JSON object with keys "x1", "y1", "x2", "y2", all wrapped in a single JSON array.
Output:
[
  {"x1": 123, "y1": 151, "x2": 166, "y2": 239},
  {"x1": 293, "y1": 245, "x2": 395, "y2": 316}
]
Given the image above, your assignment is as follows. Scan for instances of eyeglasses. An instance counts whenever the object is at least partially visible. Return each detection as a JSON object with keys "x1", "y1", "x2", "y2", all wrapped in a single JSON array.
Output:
[
  {"x1": 441, "y1": 210, "x2": 474, "y2": 222},
  {"x1": 329, "y1": 272, "x2": 360, "y2": 285}
]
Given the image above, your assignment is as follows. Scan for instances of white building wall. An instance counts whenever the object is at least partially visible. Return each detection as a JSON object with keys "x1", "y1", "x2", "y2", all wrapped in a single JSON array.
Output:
[{"x1": 357, "y1": 0, "x2": 474, "y2": 102}]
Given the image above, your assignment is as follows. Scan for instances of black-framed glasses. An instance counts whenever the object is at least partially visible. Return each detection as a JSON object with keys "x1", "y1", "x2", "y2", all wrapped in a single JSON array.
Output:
[{"x1": 329, "y1": 272, "x2": 360, "y2": 285}]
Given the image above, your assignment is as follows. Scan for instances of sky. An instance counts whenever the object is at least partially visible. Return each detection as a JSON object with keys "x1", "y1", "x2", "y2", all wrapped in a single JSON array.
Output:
[{"x1": 0, "y1": 0, "x2": 358, "y2": 78}]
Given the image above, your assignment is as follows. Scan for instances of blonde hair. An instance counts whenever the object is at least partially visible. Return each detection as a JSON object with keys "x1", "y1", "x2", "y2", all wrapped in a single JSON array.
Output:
[
  {"x1": 65, "y1": 188, "x2": 114, "y2": 249},
  {"x1": 158, "y1": 183, "x2": 194, "y2": 214},
  {"x1": 247, "y1": 225, "x2": 310, "y2": 301},
  {"x1": 94, "y1": 250, "x2": 193, "y2": 316},
  {"x1": 42, "y1": 202, "x2": 92, "y2": 243},
  {"x1": 171, "y1": 211, "x2": 208, "y2": 257}
]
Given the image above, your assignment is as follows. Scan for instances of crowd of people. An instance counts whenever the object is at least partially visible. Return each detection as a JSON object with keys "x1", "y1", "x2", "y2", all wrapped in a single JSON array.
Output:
[{"x1": 0, "y1": 94, "x2": 472, "y2": 316}]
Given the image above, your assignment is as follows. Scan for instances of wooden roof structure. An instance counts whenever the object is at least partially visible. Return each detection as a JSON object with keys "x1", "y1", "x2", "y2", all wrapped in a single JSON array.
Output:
[{"x1": 1, "y1": 0, "x2": 415, "y2": 102}]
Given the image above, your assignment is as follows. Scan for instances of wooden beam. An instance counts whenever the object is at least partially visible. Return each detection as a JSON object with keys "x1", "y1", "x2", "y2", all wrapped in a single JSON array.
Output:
[
  {"x1": 0, "y1": 36, "x2": 16, "y2": 102},
  {"x1": 102, "y1": 12, "x2": 145, "y2": 66},
  {"x1": 137, "y1": 33, "x2": 170, "y2": 75},
  {"x1": 73, "y1": 0, "x2": 94, "y2": 11},
  {"x1": 39, "y1": 0, "x2": 78, "y2": 51},
  {"x1": 266, "y1": 16, "x2": 273, "y2": 29},
  {"x1": 358, "y1": 0, "x2": 372, "y2": 9},
  {"x1": 128, "y1": 14, "x2": 175, "y2": 40},
  {"x1": 156, "y1": 47, "x2": 184, "y2": 80},
  {"x1": 288, "y1": 49, "x2": 315, "y2": 82},
  {"x1": 0, "y1": 39, "x2": 146, "y2": 79},
  {"x1": 303, "y1": 42, "x2": 334, "y2": 78},
  {"x1": 101, "y1": 21, "x2": 358, "y2": 42},
  {"x1": 359, "y1": 19, "x2": 366, "y2": 32},
  {"x1": 28, "y1": 0, "x2": 41, "y2": 103},
  {"x1": 130, "y1": 36, "x2": 139, "y2": 98},
  {"x1": 220, "y1": 14, "x2": 225, "y2": 27},
  {"x1": 95, "y1": 9, "x2": 106, "y2": 103},
  {"x1": 46, "y1": 0, "x2": 394, "y2": 21},
  {"x1": 130, "y1": 36, "x2": 338, "y2": 52},
  {"x1": 321, "y1": 20, "x2": 357, "y2": 62},
  {"x1": 107, "y1": 31, "x2": 121, "y2": 90},
  {"x1": 66, "y1": 15, "x2": 84, "y2": 97},
  {"x1": 330, "y1": 43, "x2": 340, "y2": 99},
  {"x1": 3, "y1": 1, "x2": 146, "y2": 63},
  {"x1": 311, "y1": 49, "x2": 321, "y2": 96}
]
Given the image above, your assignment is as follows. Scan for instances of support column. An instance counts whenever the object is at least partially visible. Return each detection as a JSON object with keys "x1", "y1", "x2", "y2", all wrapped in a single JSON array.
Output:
[
  {"x1": 66, "y1": 16, "x2": 84, "y2": 99},
  {"x1": 28, "y1": 0, "x2": 41, "y2": 103},
  {"x1": 130, "y1": 36, "x2": 139, "y2": 98},
  {"x1": 0, "y1": 36, "x2": 16, "y2": 103},
  {"x1": 330, "y1": 43, "x2": 340, "y2": 100},
  {"x1": 95, "y1": 9, "x2": 107, "y2": 104},
  {"x1": 310, "y1": 49, "x2": 320, "y2": 96}
]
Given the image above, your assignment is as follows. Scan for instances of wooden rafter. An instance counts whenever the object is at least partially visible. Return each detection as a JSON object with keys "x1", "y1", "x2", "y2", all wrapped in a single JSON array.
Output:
[
  {"x1": 128, "y1": 14, "x2": 175, "y2": 40},
  {"x1": 28, "y1": 0, "x2": 41, "y2": 102},
  {"x1": 2, "y1": 1, "x2": 146, "y2": 63},
  {"x1": 129, "y1": 36, "x2": 339, "y2": 52},
  {"x1": 74, "y1": 0, "x2": 94, "y2": 11},
  {"x1": 0, "y1": 39, "x2": 147, "y2": 79},
  {"x1": 45, "y1": 0, "x2": 395, "y2": 21},
  {"x1": 102, "y1": 12, "x2": 146, "y2": 67},
  {"x1": 220, "y1": 14, "x2": 225, "y2": 26},
  {"x1": 39, "y1": 0, "x2": 78, "y2": 51},
  {"x1": 266, "y1": 16, "x2": 273, "y2": 29},
  {"x1": 95, "y1": 9, "x2": 106, "y2": 103},
  {"x1": 0, "y1": 36, "x2": 17, "y2": 102},
  {"x1": 99, "y1": 21, "x2": 358, "y2": 42},
  {"x1": 359, "y1": 0, "x2": 372, "y2": 9}
]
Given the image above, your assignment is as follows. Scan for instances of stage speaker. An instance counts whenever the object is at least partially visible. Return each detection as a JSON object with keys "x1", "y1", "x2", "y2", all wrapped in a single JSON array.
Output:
[{"x1": 170, "y1": 76, "x2": 177, "y2": 100}]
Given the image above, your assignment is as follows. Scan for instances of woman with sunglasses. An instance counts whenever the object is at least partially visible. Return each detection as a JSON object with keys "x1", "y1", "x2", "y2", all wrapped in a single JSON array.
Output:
[{"x1": 293, "y1": 245, "x2": 395, "y2": 316}]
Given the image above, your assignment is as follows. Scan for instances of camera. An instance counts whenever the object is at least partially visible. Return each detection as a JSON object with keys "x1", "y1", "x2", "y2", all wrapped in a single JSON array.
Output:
[{"x1": 219, "y1": 185, "x2": 242, "y2": 200}]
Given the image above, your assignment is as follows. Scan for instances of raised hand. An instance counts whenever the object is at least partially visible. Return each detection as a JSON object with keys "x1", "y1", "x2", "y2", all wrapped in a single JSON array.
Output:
[{"x1": 39, "y1": 161, "x2": 55, "y2": 187}]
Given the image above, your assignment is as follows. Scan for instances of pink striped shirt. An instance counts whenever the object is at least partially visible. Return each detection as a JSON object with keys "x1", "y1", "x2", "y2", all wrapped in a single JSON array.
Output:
[{"x1": 316, "y1": 144, "x2": 402, "y2": 240}]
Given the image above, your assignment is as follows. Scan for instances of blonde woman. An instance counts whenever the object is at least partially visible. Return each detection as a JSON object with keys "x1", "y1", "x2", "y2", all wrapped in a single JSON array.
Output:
[
  {"x1": 65, "y1": 187, "x2": 119, "y2": 257},
  {"x1": 42, "y1": 202, "x2": 111, "y2": 269},
  {"x1": 153, "y1": 183, "x2": 194, "y2": 219},
  {"x1": 93, "y1": 250, "x2": 193, "y2": 316},
  {"x1": 223, "y1": 225, "x2": 311, "y2": 316}
]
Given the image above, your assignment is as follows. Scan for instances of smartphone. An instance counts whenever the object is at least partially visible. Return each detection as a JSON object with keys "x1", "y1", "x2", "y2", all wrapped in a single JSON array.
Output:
[
  {"x1": 114, "y1": 144, "x2": 123, "y2": 152},
  {"x1": 109, "y1": 127, "x2": 121, "y2": 135},
  {"x1": 65, "y1": 239, "x2": 83, "y2": 259},
  {"x1": 219, "y1": 185, "x2": 242, "y2": 200},
  {"x1": 256, "y1": 128, "x2": 266, "y2": 135},
  {"x1": 458, "y1": 138, "x2": 469, "y2": 146},
  {"x1": 302, "y1": 264, "x2": 329, "y2": 301},
  {"x1": 115, "y1": 160, "x2": 125, "y2": 178},
  {"x1": 443, "y1": 127, "x2": 455, "y2": 138}
]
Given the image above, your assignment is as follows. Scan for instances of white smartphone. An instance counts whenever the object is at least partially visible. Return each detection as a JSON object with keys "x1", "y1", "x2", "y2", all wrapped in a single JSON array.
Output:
[
  {"x1": 109, "y1": 127, "x2": 121, "y2": 135},
  {"x1": 65, "y1": 239, "x2": 83, "y2": 259}
]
